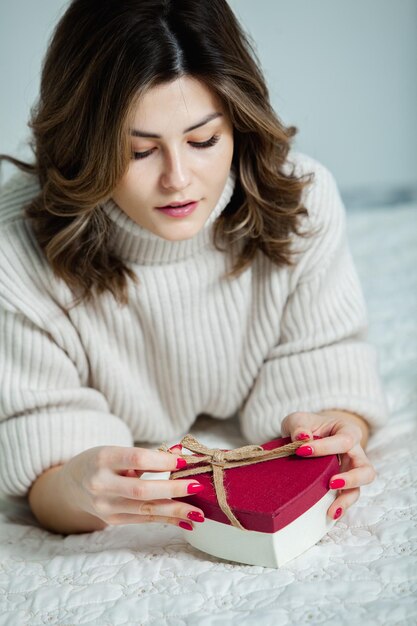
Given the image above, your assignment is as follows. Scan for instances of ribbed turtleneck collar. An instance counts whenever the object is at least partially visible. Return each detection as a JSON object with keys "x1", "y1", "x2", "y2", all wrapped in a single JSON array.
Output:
[{"x1": 101, "y1": 168, "x2": 236, "y2": 265}]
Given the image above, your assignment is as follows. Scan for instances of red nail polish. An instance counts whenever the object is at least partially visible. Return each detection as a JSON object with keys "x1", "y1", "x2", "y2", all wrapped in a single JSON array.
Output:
[
  {"x1": 179, "y1": 521, "x2": 193, "y2": 531},
  {"x1": 333, "y1": 507, "x2": 343, "y2": 520},
  {"x1": 168, "y1": 444, "x2": 182, "y2": 452},
  {"x1": 176, "y1": 458, "x2": 187, "y2": 469},
  {"x1": 313, "y1": 435, "x2": 323, "y2": 440},
  {"x1": 329, "y1": 478, "x2": 345, "y2": 489},
  {"x1": 295, "y1": 433, "x2": 310, "y2": 441},
  {"x1": 187, "y1": 482, "x2": 204, "y2": 494},
  {"x1": 187, "y1": 511, "x2": 205, "y2": 522},
  {"x1": 295, "y1": 445, "x2": 314, "y2": 457}
]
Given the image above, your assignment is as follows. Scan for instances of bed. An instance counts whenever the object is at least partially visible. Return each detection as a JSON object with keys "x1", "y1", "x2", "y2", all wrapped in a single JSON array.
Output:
[{"x1": 0, "y1": 199, "x2": 416, "y2": 626}]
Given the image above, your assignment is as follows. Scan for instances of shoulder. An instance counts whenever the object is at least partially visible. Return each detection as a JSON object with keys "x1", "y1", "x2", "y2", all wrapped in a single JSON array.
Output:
[
  {"x1": 0, "y1": 171, "x2": 61, "y2": 314},
  {"x1": 0, "y1": 169, "x2": 41, "y2": 229},
  {"x1": 0, "y1": 170, "x2": 42, "y2": 265},
  {"x1": 284, "y1": 149, "x2": 342, "y2": 205},
  {"x1": 284, "y1": 150, "x2": 348, "y2": 282}
]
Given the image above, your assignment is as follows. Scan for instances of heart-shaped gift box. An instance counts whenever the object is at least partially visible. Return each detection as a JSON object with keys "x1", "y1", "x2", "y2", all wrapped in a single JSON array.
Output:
[{"x1": 170, "y1": 436, "x2": 340, "y2": 568}]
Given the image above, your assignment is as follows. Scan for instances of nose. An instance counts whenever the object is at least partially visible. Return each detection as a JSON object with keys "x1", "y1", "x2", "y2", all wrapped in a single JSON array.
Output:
[{"x1": 160, "y1": 147, "x2": 191, "y2": 191}]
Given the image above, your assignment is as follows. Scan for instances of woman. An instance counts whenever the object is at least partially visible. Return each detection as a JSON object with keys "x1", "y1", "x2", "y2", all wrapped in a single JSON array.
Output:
[{"x1": 0, "y1": 0, "x2": 387, "y2": 535}]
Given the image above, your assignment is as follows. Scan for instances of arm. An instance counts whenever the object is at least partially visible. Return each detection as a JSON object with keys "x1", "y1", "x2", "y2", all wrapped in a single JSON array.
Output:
[
  {"x1": 239, "y1": 157, "x2": 388, "y2": 443},
  {"x1": 238, "y1": 156, "x2": 386, "y2": 520},
  {"x1": 0, "y1": 217, "x2": 208, "y2": 535},
  {"x1": 0, "y1": 256, "x2": 133, "y2": 500}
]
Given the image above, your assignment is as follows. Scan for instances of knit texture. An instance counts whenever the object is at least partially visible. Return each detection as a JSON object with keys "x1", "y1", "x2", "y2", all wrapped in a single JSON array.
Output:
[{"x1": 0, "y1": 152, "x2": 388, "y2": 497}]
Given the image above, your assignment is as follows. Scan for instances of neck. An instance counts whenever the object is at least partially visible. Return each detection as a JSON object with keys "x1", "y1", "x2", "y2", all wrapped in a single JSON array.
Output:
[{"x1": 101, "y1": 168, "x2": 237, "y2": 265}]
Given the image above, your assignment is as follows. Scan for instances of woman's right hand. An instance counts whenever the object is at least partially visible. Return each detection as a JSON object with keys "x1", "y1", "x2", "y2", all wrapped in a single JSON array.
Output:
[{"x1": 60, "y1": 444, "x2": 206, "y2": 530}]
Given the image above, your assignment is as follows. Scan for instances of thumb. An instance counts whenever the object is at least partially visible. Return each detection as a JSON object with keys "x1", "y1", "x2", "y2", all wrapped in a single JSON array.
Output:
[{"x1": 292, "y1": 430, "x2": 313, "y2": 442}]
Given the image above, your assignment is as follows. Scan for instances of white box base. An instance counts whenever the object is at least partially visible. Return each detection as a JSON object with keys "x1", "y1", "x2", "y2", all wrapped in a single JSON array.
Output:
[{"x1": 181, "y1": 490, "x2": 337, "y2": 568}]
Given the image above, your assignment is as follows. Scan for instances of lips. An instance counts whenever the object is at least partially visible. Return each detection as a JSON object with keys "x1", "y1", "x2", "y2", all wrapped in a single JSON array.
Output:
[
  {"x1": 155, "y1": 201, "x2": 199, "y2": 218},
  {"x1": 157, "y1": 200, "x2": 197, "y2": 209}
]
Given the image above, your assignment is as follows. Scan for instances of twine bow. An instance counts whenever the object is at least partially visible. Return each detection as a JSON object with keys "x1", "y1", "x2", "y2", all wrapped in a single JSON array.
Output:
[{"x1": 159, "y1": 434, "x2": 308, "y2": 531}]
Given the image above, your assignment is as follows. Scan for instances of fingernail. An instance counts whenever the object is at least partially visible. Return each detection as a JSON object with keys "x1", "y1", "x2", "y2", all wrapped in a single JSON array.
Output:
[
  {"x1": 176, "y1": 458, "x2": 187, "y2": 469},
  {"x1": 187, "y1": 511, "x2": 205, "y2": 522},
  {"x1": 334, "y1": 507, "x2": 343, "y2": 520},
  {"x1": 313, "y1": 435, "x2": 323, "y2": 440},
  {"x1": 169, "y1": 444, "x2": 183, "y2": 452},
  {"x1": 179, "y1": 521, "x2": 193, "y2": 531},
  {"x1": 295, "y1": 432, "x2": 311, "y2": 441},
  {"x1": 295, "y1": 445, "x2": 314, "y2": 457},
  {"x1": 187, "y1": 482, "x2": 204, "y2": 494},
  {"x1": 329, "y1": 478, "x2": 346, "y2": 489}
]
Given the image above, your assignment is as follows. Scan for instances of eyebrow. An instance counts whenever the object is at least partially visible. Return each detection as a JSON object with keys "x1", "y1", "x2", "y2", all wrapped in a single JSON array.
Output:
[{"x1": 129, "y1": 112, "x2": 223, "y2": 138}]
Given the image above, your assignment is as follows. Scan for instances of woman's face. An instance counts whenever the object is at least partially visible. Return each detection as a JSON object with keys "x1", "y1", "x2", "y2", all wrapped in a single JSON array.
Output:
[{"x1": 112, "y1": 76, "x2": 235, "y2": 241}]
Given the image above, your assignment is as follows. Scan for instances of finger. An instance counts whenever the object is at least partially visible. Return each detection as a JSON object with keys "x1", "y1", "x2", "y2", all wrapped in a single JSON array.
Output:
[
  {"x1": 118, "y1": 469, "x2": 140, "y2": 478},
  {"x1": 295, "y1": 430, "x2": 361, "y2": 458},
  {"x1": 281, "y1": 412, "x2": 316, "y2": 438},
  {"x1": 329, "y1": 464, "x2": 376, "y2": 490},
  {"x1": 109, "y1": 497, "x2": 205, "y2": 523},
  {"x1": 119, "y1": 468, "x2": 173, "y2": 477},
  {"x1": 291, "y1": 432, "x2": 323, "y2": 442},
  {"x1": 133, "y1": 444, "x2": 184, "y2": 475},
  {"x1": 327, "y1": 487, "x2": 360, "y2": 520},
  {"x1": 104, "y1": 512, "x2": 196, "y2": 529},
  {"x1": 281, "y1": 412, "x2": 327, "y2": 442},
  {"x1": 105, "y1": 476, "x2": 205, "y2": 500},
  {"x1": 341, "y1": 442, "x2": 372, "y2": 468},
  {"x1": 337, "y1": 443, "x2": 374, "y2": 477},
  {"x1": 293, "y1": 429, "x2": 313, "y2": 442},
  {"x1": 102, "y1": 446, "x2": 187, "y2": 473}
]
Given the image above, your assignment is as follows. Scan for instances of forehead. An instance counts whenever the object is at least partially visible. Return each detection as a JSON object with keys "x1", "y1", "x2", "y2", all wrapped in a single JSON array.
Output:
[{"x1": 130, "y1": 76, "x2": 224, "y2": 132}]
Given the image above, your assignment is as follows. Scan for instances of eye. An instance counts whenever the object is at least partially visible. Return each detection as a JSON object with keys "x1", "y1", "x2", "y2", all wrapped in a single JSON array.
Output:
[
  {"x1": 132, "y1": 148, "x2": 154, "y2": 160},
  {"x1": 189, "y1": 134, "x2": 220, "y2": 149},
  {"x1": 131, "y1": 134, "x2": 220, "y2": 160}
]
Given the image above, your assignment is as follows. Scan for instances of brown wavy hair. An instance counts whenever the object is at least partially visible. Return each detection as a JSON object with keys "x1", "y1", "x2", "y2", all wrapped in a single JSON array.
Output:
[{"x1": 0, "y1": 0, "x2": 315, "y2": 308}]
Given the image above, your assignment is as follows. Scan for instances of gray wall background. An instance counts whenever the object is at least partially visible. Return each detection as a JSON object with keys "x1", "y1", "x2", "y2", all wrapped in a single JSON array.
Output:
[{"x1": 1, "y1": 0, "x2": 416, "y2": 203}]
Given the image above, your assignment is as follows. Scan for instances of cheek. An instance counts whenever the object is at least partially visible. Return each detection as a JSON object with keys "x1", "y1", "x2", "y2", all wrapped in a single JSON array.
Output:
[
  {"x1": 114, "y1": 169, "x2": 143, "y2": 200},
  {"x1": 113, "y1": 170, "x2": 131, "y2": 195},
  {"x1": 216, "y1": 146, "x2": 234, "y2": 176},
  {"x1": 220, "y1": 135, "x2": 234, "y2": 162}
]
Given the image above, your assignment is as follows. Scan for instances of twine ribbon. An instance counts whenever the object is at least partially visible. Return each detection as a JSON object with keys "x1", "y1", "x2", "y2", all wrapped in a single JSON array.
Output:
[{"x1": 158, "y1": 434, "x2": 308, "y2": 531}]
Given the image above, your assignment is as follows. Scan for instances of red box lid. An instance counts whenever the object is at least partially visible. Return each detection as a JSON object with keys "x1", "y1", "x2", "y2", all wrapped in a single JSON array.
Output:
[{"x1": 173, "y1": 437, "x2": 340, "y2": 533}]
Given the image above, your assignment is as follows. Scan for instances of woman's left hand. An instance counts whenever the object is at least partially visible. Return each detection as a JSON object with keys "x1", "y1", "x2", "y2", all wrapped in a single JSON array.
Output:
[{"x1": 281, "y1": 410, "x2": 376, "y2": 521}]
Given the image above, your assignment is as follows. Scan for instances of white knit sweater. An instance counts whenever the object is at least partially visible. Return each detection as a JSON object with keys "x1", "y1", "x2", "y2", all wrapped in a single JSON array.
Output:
[{"x1": 0, "y1": 151, "x2": 388, "y2": 497}]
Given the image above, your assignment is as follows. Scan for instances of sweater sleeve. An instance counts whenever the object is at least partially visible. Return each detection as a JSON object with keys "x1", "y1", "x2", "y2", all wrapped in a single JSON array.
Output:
[
  {"x1": 238, "y1": 156, "x2": 388, "y2": 443},
  {"x1": 0, "y1": 307, "x2": 134, "y2": 498},
  {"x1": 0, "y1": 223, "x2": 133, "y2": 498}
]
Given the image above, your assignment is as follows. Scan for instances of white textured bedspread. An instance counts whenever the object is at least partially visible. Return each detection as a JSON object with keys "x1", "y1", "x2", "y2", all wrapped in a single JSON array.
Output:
[{"x1": 1, "y1": 203, "x2": 416, "y2": 626}]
